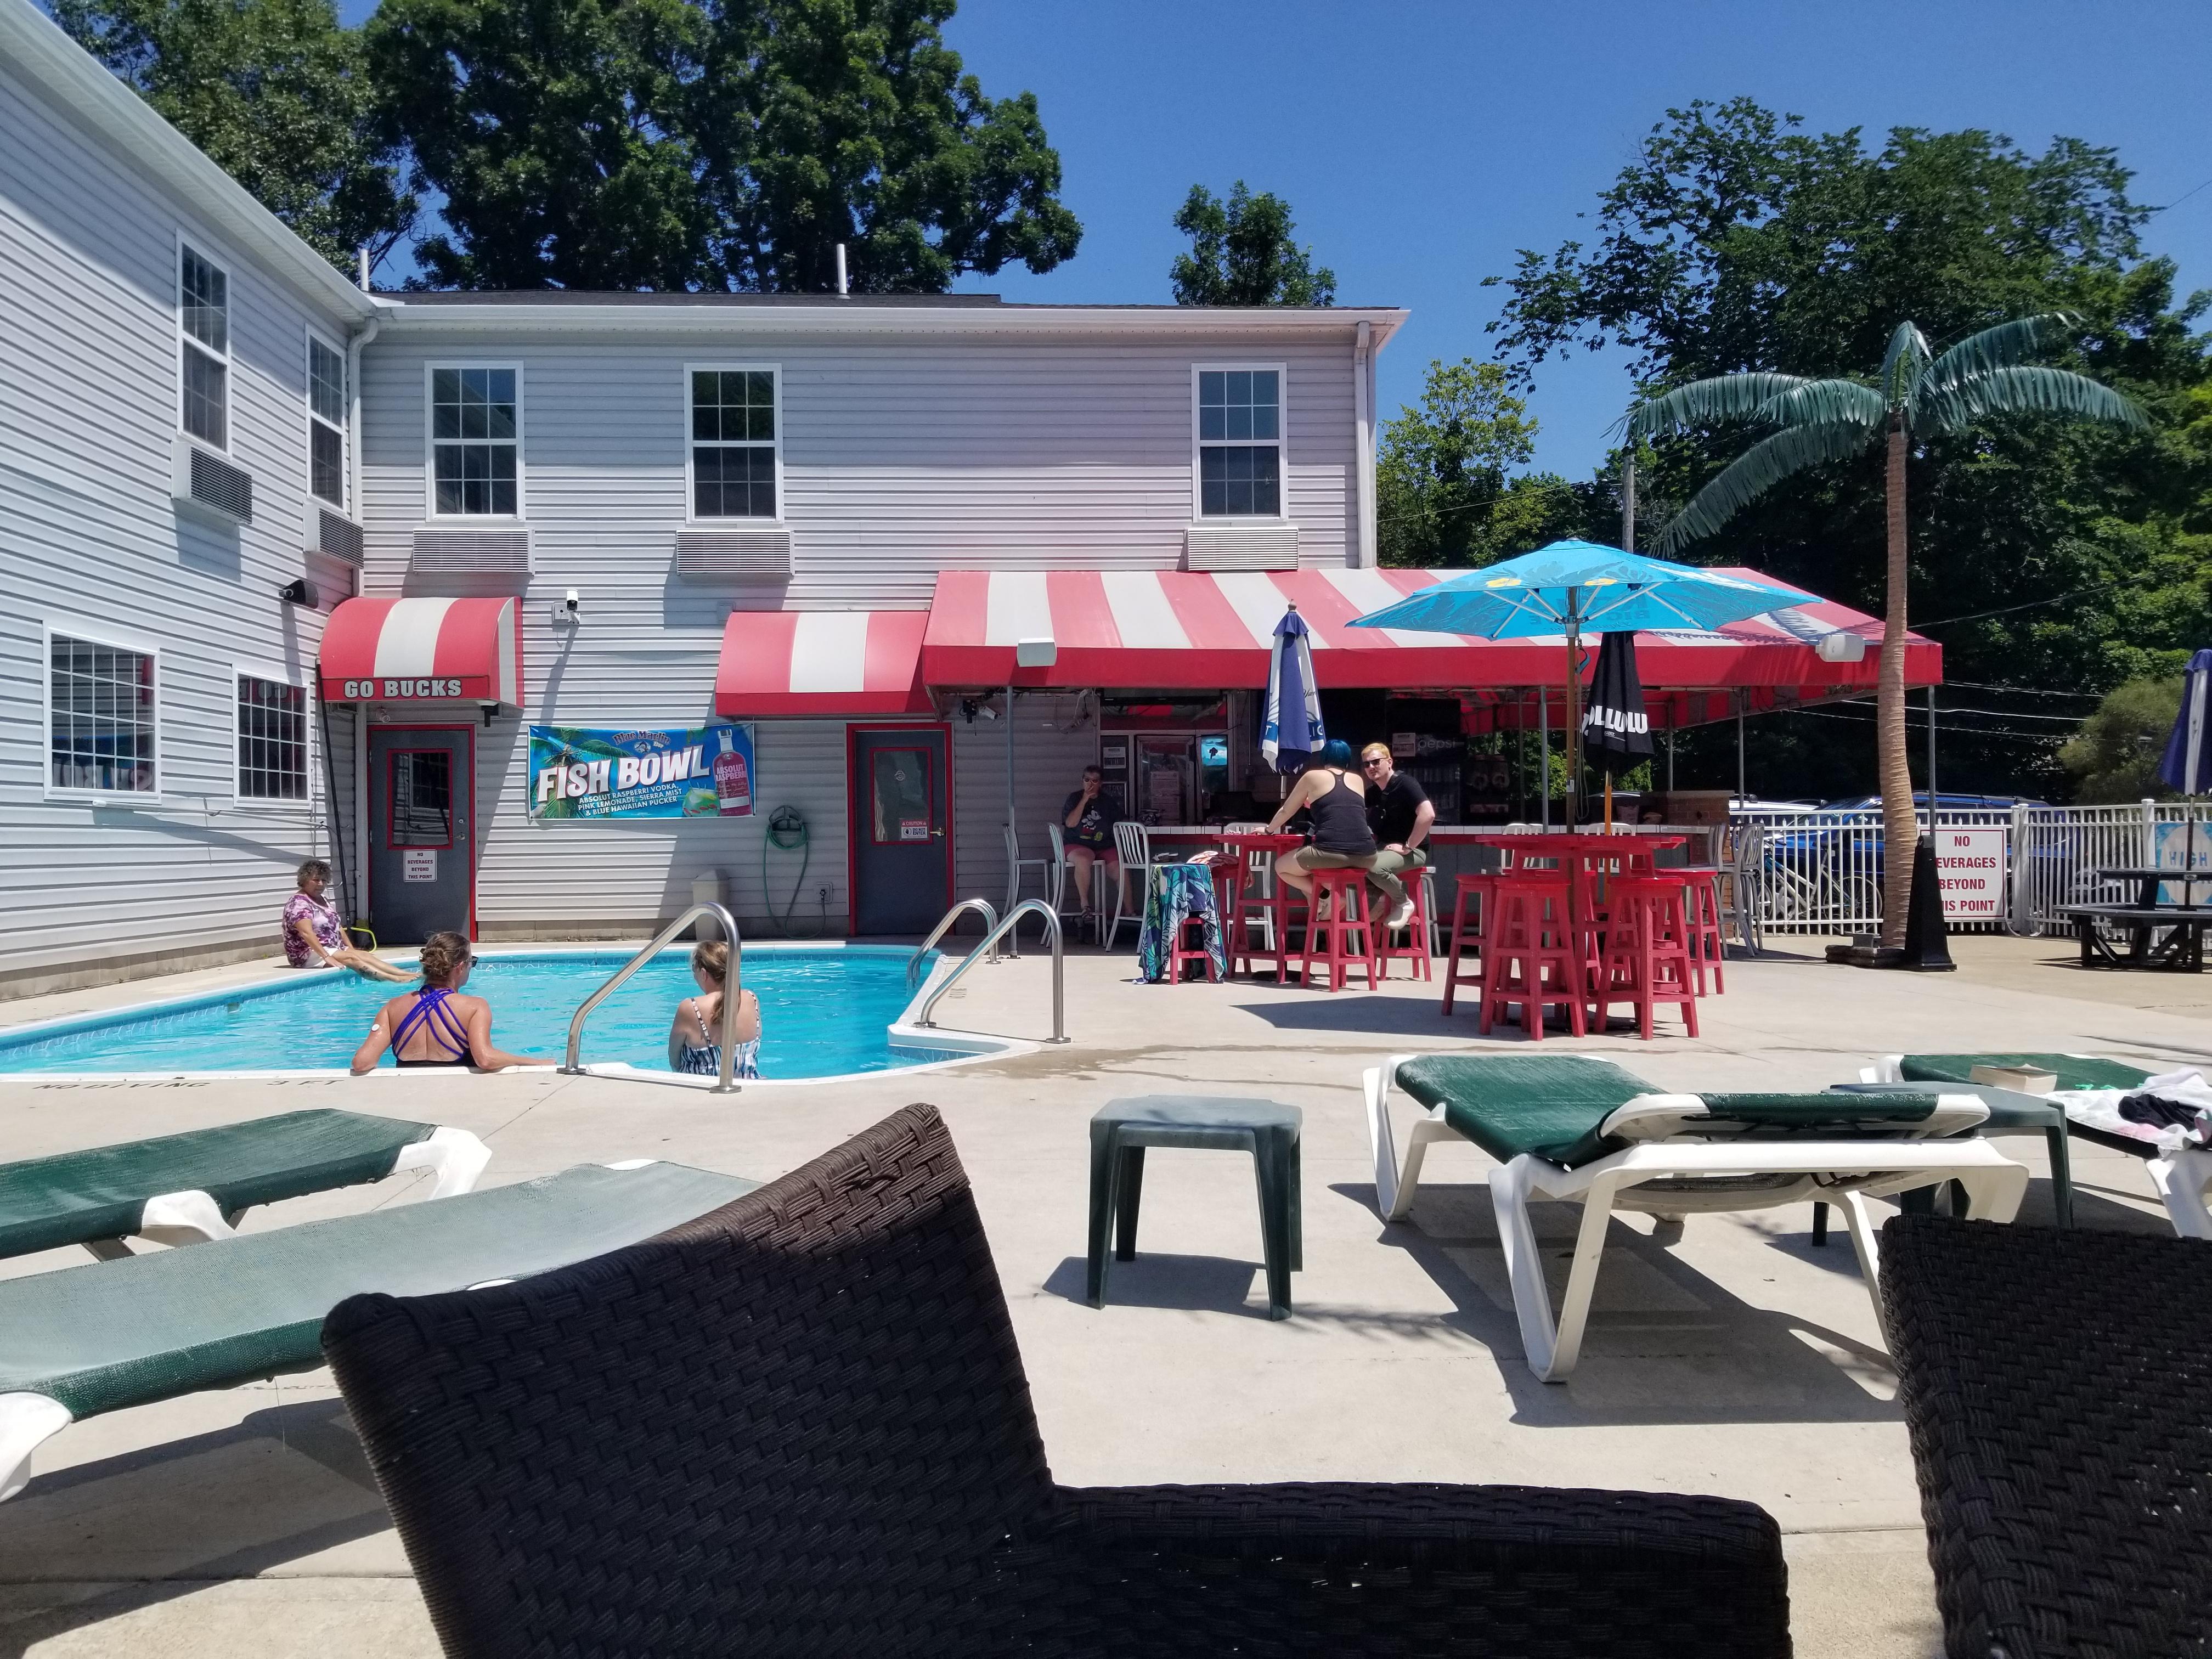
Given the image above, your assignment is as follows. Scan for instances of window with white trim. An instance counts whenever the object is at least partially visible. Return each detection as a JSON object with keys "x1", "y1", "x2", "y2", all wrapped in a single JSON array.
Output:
[
  {"x1": 1196, "y1": 368, "x2": 1282, "y2": 517},
  {"x1": 49, "y1": 634, "x2": 156, "y2": 794},
  {"x1": 236, "y1": 674, "x2": 308, "y2": 800},
  {"x1": 179, "y1": 245, "x2": 229, "y2": 448},
  {"x1": 689, "y1": 367, "x2": 778, "y2": 518},
  {"x1": 307, "y1": 335, "x2": 347, "y2": 509},
  {"x1": 430, "y1": 366, "x2": 518, "y2": 515}
]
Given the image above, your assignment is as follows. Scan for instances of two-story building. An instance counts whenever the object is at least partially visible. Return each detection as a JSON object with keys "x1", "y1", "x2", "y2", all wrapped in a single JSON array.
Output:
[{"x1": 1, "y1": 0, "x2": 1927, "y2": 989}]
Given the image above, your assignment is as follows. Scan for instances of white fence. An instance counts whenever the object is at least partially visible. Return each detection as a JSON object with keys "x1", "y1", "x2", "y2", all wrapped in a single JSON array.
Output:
[{"x1": 1734, "y1": 801, "x2": 2212, "y2": 935}]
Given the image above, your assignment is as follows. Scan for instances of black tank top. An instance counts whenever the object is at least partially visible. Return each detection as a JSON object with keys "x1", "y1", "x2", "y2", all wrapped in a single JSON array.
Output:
[{"x1": 1306, "y1": 771, "x2": 1377, "y2": 856}]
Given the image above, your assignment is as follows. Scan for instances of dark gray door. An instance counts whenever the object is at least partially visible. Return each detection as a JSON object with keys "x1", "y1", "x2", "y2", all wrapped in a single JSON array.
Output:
[
  {"x1": 850, "y1": 726, "x2": 950, "y2": 935},
  {"x1": 367, "y1": 725, "x2": 475, "y2": 945}
]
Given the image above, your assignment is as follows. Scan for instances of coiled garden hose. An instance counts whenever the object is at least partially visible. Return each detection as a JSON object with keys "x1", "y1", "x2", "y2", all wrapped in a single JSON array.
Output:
[{"x1": 761, "y1": 805, "x2": 815, "y2": 936}]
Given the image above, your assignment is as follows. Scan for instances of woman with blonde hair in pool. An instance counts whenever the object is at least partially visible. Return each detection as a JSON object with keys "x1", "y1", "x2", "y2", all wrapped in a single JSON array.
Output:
[
  {"x1": 351, "y1": 933, "x2": 551, "y2": 1073},
  {"x1": 668, "y1": 939, "x2": 761, "y2": 1079}
]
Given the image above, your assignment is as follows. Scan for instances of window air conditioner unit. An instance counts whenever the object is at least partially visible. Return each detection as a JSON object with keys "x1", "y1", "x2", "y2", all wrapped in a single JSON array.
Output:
[
  {"x1": 171, "y1": 435, "x2": 253, "y2": 526},
  {"x1": 314, "y1": 507, "x2": 365, "y2": 566}
]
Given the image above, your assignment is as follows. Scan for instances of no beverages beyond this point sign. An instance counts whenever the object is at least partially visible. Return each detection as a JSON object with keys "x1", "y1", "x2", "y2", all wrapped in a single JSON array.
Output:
[{"x1": 1934, "y1": 827, "x2": 2007, "y2": 922}]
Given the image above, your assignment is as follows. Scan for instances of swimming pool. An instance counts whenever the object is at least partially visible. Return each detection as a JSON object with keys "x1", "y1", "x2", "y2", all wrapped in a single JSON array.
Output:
[{"x1": 0, "y1": 946, "x2": 980, "y2": 1081}]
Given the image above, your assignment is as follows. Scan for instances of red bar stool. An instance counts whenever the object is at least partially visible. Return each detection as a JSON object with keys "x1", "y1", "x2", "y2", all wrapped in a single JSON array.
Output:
[
  {"x1": 1589, "y1": 876, "x2": 1700, "y2": 1040},
  {"x1": 1375, "y1": 868, "x2": 1434, "y2": 982},
  {"x1": 1162, "y1": 857, "x2": 1237, "y2": 984},
  {"x1": 1480, "y1": 875, "x2": 1587, "y2": 1040},
  {"x1": 1300, "y1": 869, "x2": 1378, "y2": 992},
  {"x1": 1234, "y1": 864, "x2": 1307, "y2": 983},
  {"x1": 1440, "y1": 872, "x2": 1497, "y2": 1014},
  {"x1": 1675, "y1": 867, "x2": 1726, "y2": 995}
]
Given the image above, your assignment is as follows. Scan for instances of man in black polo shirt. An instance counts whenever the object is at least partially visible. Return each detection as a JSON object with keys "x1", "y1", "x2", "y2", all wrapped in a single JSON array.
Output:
[{"x1": 1360, "y1": 742, "x2": 1433, "y2": 932}]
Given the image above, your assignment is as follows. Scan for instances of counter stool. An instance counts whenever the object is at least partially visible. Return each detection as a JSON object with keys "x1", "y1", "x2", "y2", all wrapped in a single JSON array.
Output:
[
  {"x1": 1087, "y1": 1095, "x2": 1303, "y2": 1320},
  {"x1": 1375, "y1": 868, "x2": 1433, "y2": 982},
  {"x1": 1301, "y1": 869, "x2": 1378, "y2": 992},
  {"x1": 1589, "y1": 876, "x2": 1700, "y2": 1040},
  {"x1": 1676, "y1": 867, "x2": 1726, "y2": 994},
  {"x1": 1440, "y1": 872, "x2": 1496, "y2": 1015},
  {"x1": 1234, "y1": 873, "x2": 1307, "y2": 983},
  {"x1": 1481, "y1": 875, "x2": 1587, "y2": 1040}
]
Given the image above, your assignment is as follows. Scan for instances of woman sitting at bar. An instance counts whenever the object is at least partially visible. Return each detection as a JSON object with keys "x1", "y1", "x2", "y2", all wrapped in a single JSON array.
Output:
[
  {"x1": 350, "y1": 932, "x2": 550, "y2": 1073},
  {"x1": 284, "y1": 860, "x2": 412, "y2": 981},
  {"x1": 667, "y1": 939, "x2": 761, "y2": 1080},
  {"x1": 1266, "y1": 740, "x2": 1413, "y2": 927}
]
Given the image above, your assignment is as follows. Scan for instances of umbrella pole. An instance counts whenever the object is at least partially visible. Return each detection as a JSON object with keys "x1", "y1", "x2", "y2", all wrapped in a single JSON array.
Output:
[{"x1": 1564, "y1": 621, "x2": 1583, "y2": 831}]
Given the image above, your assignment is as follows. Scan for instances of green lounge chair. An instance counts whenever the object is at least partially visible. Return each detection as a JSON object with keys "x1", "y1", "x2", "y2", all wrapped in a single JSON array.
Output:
[
  {"x1": 0, "y1": 1159, "x2": 755, "y2": 1502},
  {"x1": 0, "y1": 1109, "x2": 491, "y2": 1262},
  {"x1": 1364, "y1": 1053, "x2": 2026, "y2": 1380},
  {"x1": 1871, "y1": 1052, "x2": 2212, "y2": 1240}
]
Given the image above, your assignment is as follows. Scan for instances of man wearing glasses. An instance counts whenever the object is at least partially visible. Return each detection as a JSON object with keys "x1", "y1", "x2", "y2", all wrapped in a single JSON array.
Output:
[{"x1": 1361, "y1": 743, "x2": 1433, "y2": 932}]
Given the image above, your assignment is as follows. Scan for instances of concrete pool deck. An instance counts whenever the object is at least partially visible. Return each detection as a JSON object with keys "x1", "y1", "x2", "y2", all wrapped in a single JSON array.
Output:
[{"x1": 1, "y1": 931, "x2": 2207, "y2": 1656}]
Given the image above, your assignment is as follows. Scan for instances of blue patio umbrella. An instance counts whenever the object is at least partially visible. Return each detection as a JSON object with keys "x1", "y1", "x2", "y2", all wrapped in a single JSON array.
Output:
[
  {"x1": 1349, "y1": 540, "x2": 1797, "y2": 816},
  {"x1": 2158, "y1": 648, "x2": 2212, "y2": 871},
  {"x1": 1261, "y1": 604, "x2": 1324, "y2": 774}
]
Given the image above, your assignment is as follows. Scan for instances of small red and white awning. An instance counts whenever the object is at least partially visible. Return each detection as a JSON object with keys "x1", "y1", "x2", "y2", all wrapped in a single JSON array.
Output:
[
  {"x1": 320, "y1": 597, "x2": 522, "y2": 706},
  {"x1": 921, "y1": 567, "x2": 1935, "y2": 708},
  {"x1": 714, "y1": 610, "x2": 931, "y2": 715}
]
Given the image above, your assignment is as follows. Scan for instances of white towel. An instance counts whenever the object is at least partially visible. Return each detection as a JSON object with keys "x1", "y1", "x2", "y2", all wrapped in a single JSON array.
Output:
[{"x1": 2057, "y1": 1067, "x2": 2212, "y2": 1150}]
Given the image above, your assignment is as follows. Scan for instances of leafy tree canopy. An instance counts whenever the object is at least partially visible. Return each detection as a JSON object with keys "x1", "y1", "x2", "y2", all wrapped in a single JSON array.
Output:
[
  {"x1": 55, "y1": 0, "x2": 414, "y2": 272},
  {"x1": 365, "y1": 0, "x2": 1080, "y2": 291},
  {"x1": 2059, "y1": 675, "x2": 2183, "y2": 802},
  {"x1": 1171, "y1": 182, "x2": 1335, "y2": 306},
  {"x1": 1487, "y1": 97, "x2": 2212, "y2": 799}
]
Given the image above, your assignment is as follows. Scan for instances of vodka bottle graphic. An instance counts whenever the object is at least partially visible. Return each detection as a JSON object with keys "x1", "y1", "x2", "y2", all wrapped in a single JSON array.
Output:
[{"x1": 714, "y1": 729, "x2": 752, "y2": 816}]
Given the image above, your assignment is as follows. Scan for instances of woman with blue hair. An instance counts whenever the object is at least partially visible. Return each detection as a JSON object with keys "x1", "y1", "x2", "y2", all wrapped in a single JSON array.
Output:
[{"x1": 1262, "y1": 738, "x2": 1412, "y2": 928}]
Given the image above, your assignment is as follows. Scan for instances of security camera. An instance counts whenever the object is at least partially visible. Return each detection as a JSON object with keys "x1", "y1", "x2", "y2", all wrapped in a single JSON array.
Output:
[
  {"x1": 565, "y1": 589, "x2": 580, "y2": 614},
  {"x1": 553, "y1": 589, "x2": 582, "y2": 628}
]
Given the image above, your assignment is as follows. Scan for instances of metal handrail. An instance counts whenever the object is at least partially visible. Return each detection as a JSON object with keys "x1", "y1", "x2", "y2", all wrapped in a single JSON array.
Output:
[
  {"x1": 561, "y1": 902, "x2": 745, "y2": 1093},
  {"x1": 909, "y1": 897, "x2": 1000, "y2": 985},
  {"x1": 913, "y1": 899, "x2": 1066, "y2": 1045}
]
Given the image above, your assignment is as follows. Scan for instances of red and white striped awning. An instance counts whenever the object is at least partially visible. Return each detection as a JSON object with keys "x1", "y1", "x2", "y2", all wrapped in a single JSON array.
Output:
[
  {"x1": 921, "y1": 567, "x2": 1936, "y2": 697},
  {"x1": 320, "y1": 597, "x2": 522, "y2": 706},
  {"x1": 715, "y1": 610, "x2": 932, "y2": 715}
]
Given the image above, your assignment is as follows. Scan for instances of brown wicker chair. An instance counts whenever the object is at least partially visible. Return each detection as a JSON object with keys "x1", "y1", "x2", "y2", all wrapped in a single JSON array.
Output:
[{"x1": 324, "y1": 1104, "x2": 1790, "y2": 1657}]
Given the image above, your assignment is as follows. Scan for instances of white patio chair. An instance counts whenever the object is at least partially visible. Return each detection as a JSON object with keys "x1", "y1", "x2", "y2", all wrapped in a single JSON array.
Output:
[
  {"x1": 1104, "y1": 820, "x2": 1158, "y2": 950},
  {"x1": 1363, "y1": 1052, "x2": 2025, "y2": 1381},
  {"x1": 1040, "y1": 819, "x2": 1094, "y2": 944},
  {"x1": 1221, "y1": 820, "x2": 1275, "y2": 953},
  {"x1": 1004, "y1": 822, "x2": 1049, "y2": 923}
]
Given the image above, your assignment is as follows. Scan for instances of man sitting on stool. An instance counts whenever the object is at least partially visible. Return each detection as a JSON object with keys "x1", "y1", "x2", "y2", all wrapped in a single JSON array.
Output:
[{"x1": 1360, "y1": 743, "x2": 1432, "y2": 933}]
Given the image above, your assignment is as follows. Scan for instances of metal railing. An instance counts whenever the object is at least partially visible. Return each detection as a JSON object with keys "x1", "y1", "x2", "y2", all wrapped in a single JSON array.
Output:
[
  {"x1": 909, "y1": 897, "x2": 1000, "y2": 985},
  {"x1": 912, "y1": 898, "x2": 1066, "y2": 1045},
  {"x1": 561, "y1": 903, "x2": 745, "y2": 1093},
  {"x1": 2012, "y1": 800, "x2": 2212, "y2": 935}
]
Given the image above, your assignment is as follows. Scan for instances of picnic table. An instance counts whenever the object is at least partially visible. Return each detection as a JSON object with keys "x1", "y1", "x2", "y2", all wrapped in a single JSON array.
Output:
[{"x1": 2062, "y1": 901, "x2": 2212, "y2": 971}]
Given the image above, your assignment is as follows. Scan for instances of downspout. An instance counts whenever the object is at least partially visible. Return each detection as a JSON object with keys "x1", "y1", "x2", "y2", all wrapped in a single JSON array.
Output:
[
  {"x1": 346, "y1": 312, "x2": 381, "y2": 533},
  {"x1": 1352, "y1": 320, "x2": 1376, "y2": 568},
  {"x1": 335, "y1": 308, "x2": 381, "y2": 930}
]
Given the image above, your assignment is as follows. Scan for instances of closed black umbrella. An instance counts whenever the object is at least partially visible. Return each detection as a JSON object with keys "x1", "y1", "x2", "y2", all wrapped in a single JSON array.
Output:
[{"x1": 1580, "y1": 631, "x2": 1655, "y2": 828}]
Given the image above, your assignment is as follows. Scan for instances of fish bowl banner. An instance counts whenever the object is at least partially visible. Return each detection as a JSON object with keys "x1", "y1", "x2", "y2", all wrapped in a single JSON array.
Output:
[{"x1": 530, "y1": 724, "x2": 755, "y2": 819}]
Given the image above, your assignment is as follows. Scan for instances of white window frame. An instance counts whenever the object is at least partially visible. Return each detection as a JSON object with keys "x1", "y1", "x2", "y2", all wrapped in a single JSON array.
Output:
[
  {"x1": 304, "y1": 325, "x2": 350, "y2": 514},
  {"x1": 1190, "y1": 362, "x2": 1290, "y2": 522},
  {"x1": 424, "y1": 360, "x2": 525, "y2": 520},
  {"x1": 232, "y1": 659, "x2": 315, "y2": 809},
  {"x1": 177, "y1": 232, "x2": 233, "y2": 454},
  {"x1": 42, "y1": 619, "x2": 163, "y2": 804},
  {"x1": 683, "y1": 362, "x2": 784, "y2": 524}
]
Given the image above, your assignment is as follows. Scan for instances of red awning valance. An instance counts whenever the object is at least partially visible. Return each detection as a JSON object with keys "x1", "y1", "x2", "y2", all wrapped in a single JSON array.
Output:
[
  {"x1": 320, "y1": 597, "x2": 522, "y2": 706},
  {"x1": 714, "y1": 610, "x2": 930, "y2": 716}
]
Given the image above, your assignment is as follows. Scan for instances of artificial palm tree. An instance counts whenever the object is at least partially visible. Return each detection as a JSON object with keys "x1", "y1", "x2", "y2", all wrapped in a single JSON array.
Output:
[{"x1": 1629, "y1": 315, "x2": 2145, "y2": 945}]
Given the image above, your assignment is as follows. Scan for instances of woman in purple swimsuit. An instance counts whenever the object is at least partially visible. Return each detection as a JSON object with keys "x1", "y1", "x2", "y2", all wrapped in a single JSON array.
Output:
[{"x1": 349, "y1": 932, "x2": 550, "y2": 1073}]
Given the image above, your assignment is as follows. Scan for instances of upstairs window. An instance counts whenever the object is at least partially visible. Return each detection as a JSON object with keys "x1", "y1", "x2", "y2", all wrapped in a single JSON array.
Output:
[
  {"x1": 307, "y1": 335, "x2": 348, "y2": 509},
  {"x1": 237, "y1": 674, "x2": 308, "y2": 801},
  {"x1": 49, "y1": 632, "x2": 157, "y2": 795},
  {"x1": 690, "y1": 367, "x2": 778, "y2": 518},
  {"x1": 430, "y1": 365, "x2": 520, "y2": 516},
  {"x1": 1195, "y1": 367, "x2": 1282, "y2": 517},
  {"x1": 179, "y1": 245, "x2": 229, "y2": 449}
]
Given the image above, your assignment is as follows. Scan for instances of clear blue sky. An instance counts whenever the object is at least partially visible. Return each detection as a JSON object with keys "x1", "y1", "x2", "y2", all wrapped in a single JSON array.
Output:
[{"x1": 343, "y1": 0, "x2": 2212, "y2": 479}]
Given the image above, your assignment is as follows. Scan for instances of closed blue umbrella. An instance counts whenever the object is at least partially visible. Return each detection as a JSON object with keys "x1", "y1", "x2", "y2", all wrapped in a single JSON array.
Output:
[
  {"x1": 1351, "y1": 540, "x2": 1796, "y2": 820},
  {"x1": 1261, "y1": 604, "x2": 1323, "y2": 774},
  {"x1": 2159, "y1": 648, "x2": 2212, "y2": 873}
]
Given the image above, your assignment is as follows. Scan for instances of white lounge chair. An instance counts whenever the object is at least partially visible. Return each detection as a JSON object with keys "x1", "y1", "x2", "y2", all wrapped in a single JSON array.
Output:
[{"x1": 1364, "y1": 1053, "x2": 2027, "y2": 1380}]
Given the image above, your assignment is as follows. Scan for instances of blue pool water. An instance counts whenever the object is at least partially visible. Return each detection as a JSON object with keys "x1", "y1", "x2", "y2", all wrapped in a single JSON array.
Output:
[{"x1": 0, "y1": 947, "x2": 944, "y2": 1079}]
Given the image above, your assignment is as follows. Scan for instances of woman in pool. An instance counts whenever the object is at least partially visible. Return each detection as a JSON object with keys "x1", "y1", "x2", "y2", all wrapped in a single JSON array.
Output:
[
  {"x1": 285, "y1": 860, "x2": 413, "y2": 981},
  {"x1": 350, "y1": 932, "x2": 551, "y2": 1073},
  {"x1": 667, "y1": 939, "x2": 761, "y2": 1080}
]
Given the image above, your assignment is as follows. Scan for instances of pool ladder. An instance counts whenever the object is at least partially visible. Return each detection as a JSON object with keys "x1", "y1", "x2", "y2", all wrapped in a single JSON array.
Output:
[
  {"x1": 907, "y1": 897, "x2": 1001, "y2": 986},
  {"x1": 912, "y1": 899, "x2": 1066, "y2": 1045},
  {"x1": 561, "y1": 902, "x2": 747, "y2": 1094}
]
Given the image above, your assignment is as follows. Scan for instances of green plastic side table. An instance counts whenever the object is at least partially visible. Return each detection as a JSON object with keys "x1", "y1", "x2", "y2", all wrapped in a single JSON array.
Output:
[{"x1": 1087, "y1": 1095, "x2": 1302, "y2": 1319}]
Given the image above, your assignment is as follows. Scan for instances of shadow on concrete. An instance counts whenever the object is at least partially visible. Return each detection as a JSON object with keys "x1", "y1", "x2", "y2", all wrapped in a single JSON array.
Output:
[
  {"x1": 1330, "y1": 1180, "x2": 1908, "y2": 1427},
  {"x1": 1232, "y1": 999, "x2": 1518, "y2": 1040},
  {"x1": 1041, "y1": 1252, "x2": 1266, "y2": 1317}
]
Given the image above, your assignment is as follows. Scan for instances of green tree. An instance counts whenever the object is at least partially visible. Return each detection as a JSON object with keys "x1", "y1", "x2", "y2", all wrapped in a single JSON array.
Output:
[
  {"x1": 1376, "y1": 359, "x2": 1590, "y2": 565},
  {"x1": 56, "y1": 0, "x2": 413, "y2": 272},
  {"x1": 367, "y1": 0, "x2": 1080, "y2": 291},
  {"x1": 2059, "y1": 675, "x2": 2186, "y2": 803},
  {"x1": 1632, "y1": 319, "x2": 2143, "y2": 940},
  {"x1": 1170, "y1": 182, "x2": 1335, "y2": 306}
]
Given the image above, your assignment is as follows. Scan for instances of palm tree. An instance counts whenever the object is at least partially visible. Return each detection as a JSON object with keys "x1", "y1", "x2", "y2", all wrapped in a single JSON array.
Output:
[{"x1": 1628, "y1": 315, "x2": 2145, "y2": 945}]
